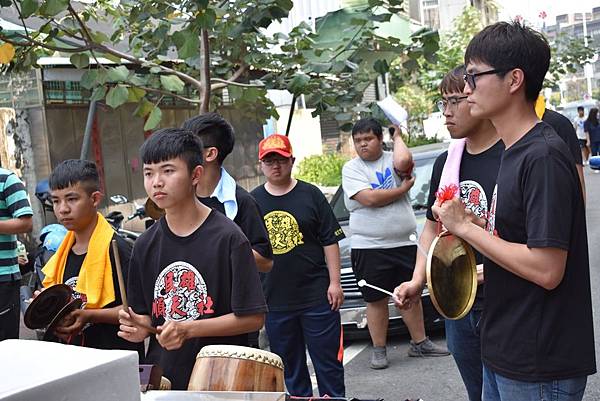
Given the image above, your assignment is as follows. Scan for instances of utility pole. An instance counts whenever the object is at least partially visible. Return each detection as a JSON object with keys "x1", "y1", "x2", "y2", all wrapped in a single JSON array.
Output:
[{"x1": 582, "y1": 10, "x2": 593, "y2": 99}]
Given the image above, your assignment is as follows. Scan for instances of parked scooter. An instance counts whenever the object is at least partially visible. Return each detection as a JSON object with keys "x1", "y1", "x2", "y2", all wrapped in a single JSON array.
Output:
[{"x1": 105, "y1": 195, "x2": 147, "y2": 243}]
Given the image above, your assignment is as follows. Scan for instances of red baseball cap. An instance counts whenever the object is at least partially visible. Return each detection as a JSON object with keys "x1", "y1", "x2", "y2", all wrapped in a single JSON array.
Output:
[{"x1": 258, "y1": 134, "x2": 293, "y2": 160}]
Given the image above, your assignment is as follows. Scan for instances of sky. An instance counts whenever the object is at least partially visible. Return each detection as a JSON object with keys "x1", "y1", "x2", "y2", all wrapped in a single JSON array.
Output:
[{"x1": 498, "y1": 0, "x2": 600, "y2": 27}]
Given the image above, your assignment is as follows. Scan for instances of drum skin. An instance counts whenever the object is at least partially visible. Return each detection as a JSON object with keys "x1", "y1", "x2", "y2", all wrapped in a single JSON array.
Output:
[{"x1": 188, "y1": 345, "x2": 284, "y2": 392}]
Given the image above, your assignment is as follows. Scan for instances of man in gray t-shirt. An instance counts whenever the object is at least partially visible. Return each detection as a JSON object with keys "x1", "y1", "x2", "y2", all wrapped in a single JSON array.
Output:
[{"x1": 342, "y1": 118, "x2": 449, "y2": 369}]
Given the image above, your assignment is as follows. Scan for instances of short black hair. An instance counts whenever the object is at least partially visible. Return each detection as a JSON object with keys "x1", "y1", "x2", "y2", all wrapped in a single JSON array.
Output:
[
  {"x1": 578, "y1": 106, "x2": 584, "y2": 112},
  {"x1": 182, "y1": 113, "x2": 235, "y2": 165},
  {"x1": 352, "y1": 117, "x2": 383, "y2": 139},
  {"x1": 140, "y1": 128, "x2": 203, "y2": 172},
  {"x1": 440, "y1": 65, "x2": 466, "y2": 95},
  {"x1": 464, "y1": 21, "x2": 550, "y2": 102},
  {"x1": 49, "y1": 159, "x2": 100, "y2": 195}
]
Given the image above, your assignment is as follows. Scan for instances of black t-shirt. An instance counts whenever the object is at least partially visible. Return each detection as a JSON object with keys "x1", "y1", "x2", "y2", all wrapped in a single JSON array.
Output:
[
  {"x1": 584, "y1": 120, "x2": 600, "y2": 143},
  {"x1": 542, "y1": 109, "x2": 583, "y2": 165},
  {"x1": 127, "y1": 211, "x2": 267, "y2": 390},
  {"x1": 198, "y1": 185, "x2": 273, "y2": 259},
  {"x1": 482, "y1": 122, "x2": 596, "y2": 381},
  {"x1": 251, "y1": 180, "x2": 345, "y2": 311},
  {"x1": 426, "y1": 140, "x2": 504, "y2": 304},
  {"x1": 61, "y1": 234, "x2": 143, "y2": 355}
]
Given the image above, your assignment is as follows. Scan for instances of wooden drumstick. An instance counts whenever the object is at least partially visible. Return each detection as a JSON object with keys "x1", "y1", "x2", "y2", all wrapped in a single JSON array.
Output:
[{"x1": 112, "y1": 240, "x2": 158, "y2": 335}]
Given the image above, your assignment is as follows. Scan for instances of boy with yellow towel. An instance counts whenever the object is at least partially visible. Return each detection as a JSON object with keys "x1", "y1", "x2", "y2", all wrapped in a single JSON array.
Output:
[{"x1": 42, "y1": 159, "x2": 142, "y2": 355}]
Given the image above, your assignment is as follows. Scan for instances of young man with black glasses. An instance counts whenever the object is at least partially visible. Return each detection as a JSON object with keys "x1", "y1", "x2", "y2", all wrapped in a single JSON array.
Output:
[
  {"x1": 432, "y1": 22, "x2": 595, "y2": 401},
  {"x1": 251, "y1": 134, "x2": 345, "y2": 398},
  {"x1": 396, "y1": 65, "x2": 501, "y2": 401}
]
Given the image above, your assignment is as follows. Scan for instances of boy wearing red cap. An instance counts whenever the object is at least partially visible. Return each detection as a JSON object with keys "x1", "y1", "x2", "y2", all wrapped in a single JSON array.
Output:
[{"x1": 251, "y1": 134, "x2": 346, "y2": 398}]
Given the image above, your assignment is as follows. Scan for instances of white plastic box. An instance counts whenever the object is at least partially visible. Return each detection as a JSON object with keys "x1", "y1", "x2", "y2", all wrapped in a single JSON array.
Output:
[{"x1": 0, "y1": 339, "x2": 140, "y2": 401}]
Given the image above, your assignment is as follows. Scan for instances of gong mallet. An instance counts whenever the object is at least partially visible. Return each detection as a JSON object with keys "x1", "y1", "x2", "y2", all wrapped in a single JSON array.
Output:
[
  {"x1": 112, "y1": 240, "x2": 158, "y2": 335},
  {"x1": 357, "y1": 279, "x2": 399, "y2": 301}
]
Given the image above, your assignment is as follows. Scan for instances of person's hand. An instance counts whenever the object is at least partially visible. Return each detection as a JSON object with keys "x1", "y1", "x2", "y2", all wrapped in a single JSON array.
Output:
[
  {"x1": 393, "y1": 280, "x2": 424, "y2": 309},
  {"x1": 431, "y1": 198, "x2": 470, "y2": 237},
  {"x1": 390, "y1": 124, "x2": 403, "y2": 139},
  {"x1": 327, "y1": 282, "x2": 344, "y2": 311},
  {"x1": 54, "y1": 309, "x2": 88, "y2": 337},
  {"x1": 400, "y1": 175, "x2": 415, "y2": 191},
  {"x1": 156, "y1": 321, "x2": 189, "y2": 351},
  {"x1": 465, "y1": 209, "x2": 486, "y2": 228},
  {"x1": 118, "y1": 307, "x2": 152, "y2": 343},
  {"x1": 17, "y1": 255, "x2": 28, "y2": 266},
  {"x1": 32, "y1": 288, "x2": 45, "y2": 299}
]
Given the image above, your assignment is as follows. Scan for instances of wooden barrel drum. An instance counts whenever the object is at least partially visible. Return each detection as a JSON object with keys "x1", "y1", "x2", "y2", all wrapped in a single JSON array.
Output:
[{"x1": 187, "y1": 345, "x2": 284, "y2": 392}]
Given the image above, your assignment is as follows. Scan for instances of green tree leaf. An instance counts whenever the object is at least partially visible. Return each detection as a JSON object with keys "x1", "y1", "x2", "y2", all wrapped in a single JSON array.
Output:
[
  {"x1": 179, "y1": 34, "x2": 200, "y2": 59},
  {"x1": 70, "y1": 53, "x2": 90, "y2": 69},
  {"x1": 197, "y1": 8, "x2": 217, "y2": 28},
  {"x1": 21, "y1": 0, "x2": 39, "y2": 18},
  {"x1": 107, "y1": 66, "x2": 130, "y2": 82},
  {"x1": 90, "y1": 86, "x2": 107, "y2": 102},
  {"x1": 80, "y1": 70, "x2": 98, "y2": 89},
  {"x1": 144, "y1": 106, "x2": 162, "y2": 130},
  {"x1": 39, "y1": 0, "x2": 69, "y2": 16},
  {"x1": 134, "y1": 98, "x2": 154, "y2": 118},
  {"x1": 160, "y1": 75, "x2": 185, "y2": 93},
  {"x1": 106, "y1": 85, "x2": 129, "y2": 108},
  {"x1": 127, "y1": 87, "x2": 146, "y2": 102},
  {"x1": 288, "y1": 73, "x2": 310, "y2": 95}
]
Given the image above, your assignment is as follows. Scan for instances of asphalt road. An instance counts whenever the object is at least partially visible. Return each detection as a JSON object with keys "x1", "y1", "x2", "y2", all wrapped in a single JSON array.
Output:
[{"x1": 340, "y1": 167, "x2": 600, "y2": 401}]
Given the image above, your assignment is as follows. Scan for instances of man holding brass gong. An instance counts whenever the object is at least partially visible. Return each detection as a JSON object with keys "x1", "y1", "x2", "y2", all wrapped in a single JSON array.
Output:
[
  {"x1": 395, "y1": 65, "x2": 502, "y2": 401},
  {"x1": 418, "y1": 22, "x2": 595, "y2": 401}
]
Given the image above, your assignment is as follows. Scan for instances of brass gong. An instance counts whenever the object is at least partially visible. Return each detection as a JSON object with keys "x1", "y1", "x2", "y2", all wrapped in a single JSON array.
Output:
[
  {"x1": 426, "y1": 232, "x2": 477, "y2": 320},
  {"x1": 144, "y1": 198, "x2": 165, "y2": 220}
]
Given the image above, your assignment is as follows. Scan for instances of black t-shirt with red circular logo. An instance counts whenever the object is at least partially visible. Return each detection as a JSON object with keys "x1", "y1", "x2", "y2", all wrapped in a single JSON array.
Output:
[{"x1": 127, "y1": 211, "x2": 267, "y2": 390}]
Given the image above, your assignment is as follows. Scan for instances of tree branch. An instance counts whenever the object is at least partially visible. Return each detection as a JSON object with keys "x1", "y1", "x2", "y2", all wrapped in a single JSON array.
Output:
[
  {"x1": 209, "y1": 63, "x2": 252, "y2": 90},
  {"x1": 229, "y1": 63, "x2": 248, "y2": 82},
  {"x1": 51, "y1": 21, "x2": 86, "y2": 42},
  {"x1": 88, "y1": 42, "x2": 204, "y2": 92},
  {"x1": 11, "y1": 1, "x2": 30, "y2": 40},
  {"x1": 0, "y1": 32, "x2": 92, "y2": 53},
  {"x1": 68, "y1": 3, "x2": 95, "y2": 44},
  {"x1": 136, "y1": 85, "x2": 201, "y2": 104},
  {"x1": 210, "y1": 78, "x2": 264, "y2": 90}
]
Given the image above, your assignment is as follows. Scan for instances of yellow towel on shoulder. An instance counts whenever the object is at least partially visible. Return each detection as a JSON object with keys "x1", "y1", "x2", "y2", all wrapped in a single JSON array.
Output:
[{"x1": 42, "y1": 213, "x2": 116, "y2": 309}]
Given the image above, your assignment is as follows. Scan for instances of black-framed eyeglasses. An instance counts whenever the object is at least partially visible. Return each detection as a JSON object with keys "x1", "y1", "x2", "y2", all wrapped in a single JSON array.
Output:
[
  {"x1": 437, "y1": 96, "x2": 468, "y2": 113},
  {"x1": 463, "y1": 69, "x2": 511, "y2": 90},
  {"x1": 261, "y1": 157, "x2": 291, "y2": 166}
]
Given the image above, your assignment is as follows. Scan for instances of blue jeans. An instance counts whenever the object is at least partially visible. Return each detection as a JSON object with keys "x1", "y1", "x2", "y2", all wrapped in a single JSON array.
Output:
[
  {"x1": 265, "y1": 303, "x2": 345, "y2": 397},
  {"x1": 483, "y1": 364, "x2": 588, "y2": 401},
  {"x1": 445, "y1": 306, "x2": 483, "y2": 401},
  {"x1": 591, "y1": 142, "x2": 600, "y2": 156}
]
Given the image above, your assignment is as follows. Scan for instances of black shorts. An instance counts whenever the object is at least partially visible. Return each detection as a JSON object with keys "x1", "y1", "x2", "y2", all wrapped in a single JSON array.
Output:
[
  {"x1": 579, "y1": 139, "x2": 588, "y2": 149},
  {"x1": 351, "y1": 246, "x2": 416, "y2": 302}
]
